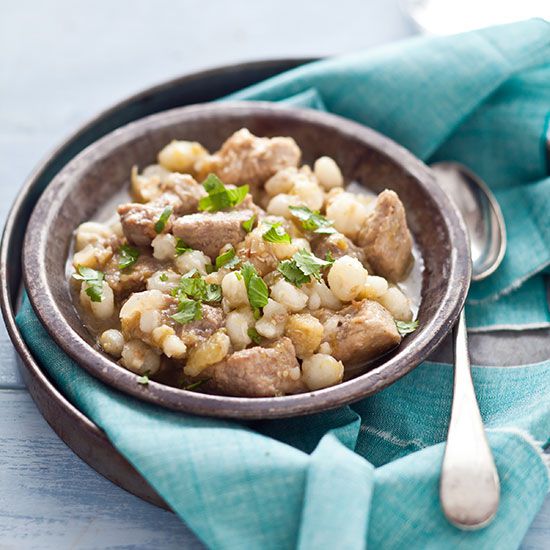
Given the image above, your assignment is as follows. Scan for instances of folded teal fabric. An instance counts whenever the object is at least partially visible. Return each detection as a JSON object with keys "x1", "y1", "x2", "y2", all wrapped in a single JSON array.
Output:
[{"x1": 16, "y1": 20, "x2": 550, "y2": 550}]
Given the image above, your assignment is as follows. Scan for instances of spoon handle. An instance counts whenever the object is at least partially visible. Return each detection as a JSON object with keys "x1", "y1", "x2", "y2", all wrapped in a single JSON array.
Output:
[{"x1": 440, "y1": 309, "x2": 500, "y2": 529}]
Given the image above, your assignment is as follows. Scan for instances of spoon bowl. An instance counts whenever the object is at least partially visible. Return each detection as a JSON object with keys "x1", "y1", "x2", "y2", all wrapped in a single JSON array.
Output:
[{"x1": 431, "y1": 162, "x2": 506, "y2": 280}]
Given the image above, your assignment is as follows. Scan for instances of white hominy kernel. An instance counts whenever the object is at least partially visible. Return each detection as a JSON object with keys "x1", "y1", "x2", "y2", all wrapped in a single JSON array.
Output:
[
  {"x1": 152, "y1": 325, "x2": 175, "y2": 345},
  {"x1": 80, "y1": 281, "x2": 115, "y2": 320},
  {"x1": 157, "y1": 140, "x2": 208, "y2": 173},
  {"x1": 270, "y1": 237, "x2": 310, "y2": 261},
  {"x1": 265, "y1": 169, "x2": 296, "y2": 196},
  {"x1": 308, "y1": 292, "x2": 321, "y2": 311},
  {"x1": 175, "y1": 249, "x2": 211, "y2": 276},
  {"x1": 146, "y1": 270, "x2": 180, "y2": 293},
  {"x1": 269, "y1": 280, "x2": 309, "y2": 312},
  {"x1": 120, "y1": 289, "x2": 166, "y2": 322},
  {"x1": 255, "y1": 299, "x2": 288, "y2": 339},
  {"x1": 291, "y1": 179, "x2": 325, "y2": 211},
  {"x1": 162, "y1": 335, "x2": 187, "y2": 359},
  {"x1": 152, "y1": 233, "x2": 177, "y2": 261},
  {"x1": 204, "y1": 270, "x2": 225, "y2": 285},
  {"x1": 226, "y1": 308, "x2": 255, "y2": 350},
  {"x1": 327, "y1": 256, "x2": 368, "y2": 302},
  {"x1": 285, "y1": 314, "x2": 324, "y2": 358},
  {"x1": 306, "y1": 279, "x2": 342, "y2": 310},
  {"x1": 121, "y1": 339, "x2": 161, "y2": 375},
  {"x1": 110, "y1": 221, "x2": 124, "y2": 238},
  {"x1": 302, "y1": 354, "x2": 344, "y2": 390},
  {"x1": 314, "y1": 156, "x2": 344, "y2": 189},
  {"x1": 75, "y1": 222, "x2": 112, "y2": 251},
  {"x1": 377, "y1": 286, "x2": 413, "y2": 322},
  {"x1": 184, "y1": 331, "x2": 230, "y2": 377},
  {"x1": 326, "y1": 192, "x2": 369, "y2": 239},
  {"x1": 319, "y1": 342, "x2": 332, "y2": 354},
  {"x1": 139, "y1": 309, "x2": 161, "y2": 333},
  {"x1": 73, "y1": 243, "x2": 112, "y2": 270},
  {"x1": 221, "y1": 271, "x2": 249, "y2": 308},
  {"x1": 99, "y1": 329, "x2": 125, "y2": 357},
  {"x1": 266, "y1": 193, "x2": 301, "y2": 218},
  {"x1": 360, "y1": 275, "x2": 389, "y2": 299}
]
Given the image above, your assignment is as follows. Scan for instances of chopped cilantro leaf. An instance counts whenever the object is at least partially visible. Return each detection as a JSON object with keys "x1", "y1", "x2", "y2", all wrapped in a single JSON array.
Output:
[
  {"x1": 182, "y1": 378, "x2": 211, "y2": 391},
  {"x1": 396, "y1": 320, "x2": 419, "y2": 336},
  {"x1": 293, "y1": 249, "x2": 332, "y2": 280},
  {"x1": 240, "y1": 262, "x2": 269, "y2": 314},
  {"x1": 118, "y1": 244, "x2": 140, "y2": 270},
  {"x1": 325, "y1": 250, "x2": 335, "y2": 264},
  {"x1": 175, "y1": 238, "x2": 192, "y2": 256},
  {"x1": 172, "y1": 273, "x2": 222, "y2": 304},
  {"x1": 277, "y1": 259, "x2": 311, "y2": 287},
  {"x1": 198, "y1": 173, "x2": 249, "y2": 212},
  {"x1": 288, "y1": 205, "x2": 336, "y2": 234},
  {"x1": 172, "y1": 299, "x2": 202, "y2": 324},
  {"x1": 262, "y1": 222, "x2": 292, "y2": 244},
  {"x1": 277, "y1": 249, "x2": 332, "y2": 287},
  {"x1": 247, "y1": 327, "x2": 261, "y2": 345},
  {"x1": 159, "y1": 273, "x2": 168, "y2": 282},
  {"x1": 137, "y1": 371, "x2": 150, "y2": 385},
  {"x1": 215, "y1": 247, "x2": 240, "y2": 270},
  {"x1": 154, "y1": 206, "x2": 172, "y2": 233},
  {"x1": 204, "y1": 284, "x2": 222, "y2": 303},
  {"x1": 242, "y1": 214, "x2": 256, "y2": 233},
  {"x1": 72, "y1": 265, "x2": 105, "y2": 302}
]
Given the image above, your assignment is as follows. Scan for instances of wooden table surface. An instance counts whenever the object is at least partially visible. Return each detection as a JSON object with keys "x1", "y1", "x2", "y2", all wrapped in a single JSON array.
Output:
[{"x1": 0, "y1": 1, "x2": 548, "y2": 548}]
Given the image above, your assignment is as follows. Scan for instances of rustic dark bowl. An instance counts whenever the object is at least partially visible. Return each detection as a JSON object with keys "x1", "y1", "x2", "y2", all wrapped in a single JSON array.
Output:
[{"x1": 23, "y1": 101, "x2": 470, "y2": 419}]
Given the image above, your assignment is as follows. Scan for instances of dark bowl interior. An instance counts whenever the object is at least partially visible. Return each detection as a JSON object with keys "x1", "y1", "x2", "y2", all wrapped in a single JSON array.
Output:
[{"x1": 23, "y1": 101, "x2": 470, "y2": 419}]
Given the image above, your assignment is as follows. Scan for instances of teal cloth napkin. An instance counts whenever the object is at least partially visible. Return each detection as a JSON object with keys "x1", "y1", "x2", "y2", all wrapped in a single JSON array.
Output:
[{"x1": 16, "y1": 20, "x2": 550, "y2": 550}]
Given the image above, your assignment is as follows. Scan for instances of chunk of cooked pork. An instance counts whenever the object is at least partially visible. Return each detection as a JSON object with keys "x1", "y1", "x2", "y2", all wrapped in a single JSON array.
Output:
[
  {"x1": 119, "y1": 175, "x2": 206, "y2": 247},
  {"x1": 202, "y1": 337, "x2": 306, "y2": 397},
  {"x1": 159, "y1": 173, "x2": 207, "y2": 215},
  {"x1": 205, "y1": 129, "x2": 301, "y2": 192},
  {"x1": 357, "y1": 190, "x2": 413, "y2": 282},
  {"x1": 316, "y1": 299, "x2": 400, "y2": 364},
  {"x1": 174, "y1": 304, "x2": 225, "y2": 348},
  {"x1": 172, "y1": 210, "x2": 254, "y2": 260},
  {"x1": 105, "y1": 250, "x2": 159, "y2": 299},
  {"x1": 310, "y1": 232, "x2": 367, "y2": 265}
]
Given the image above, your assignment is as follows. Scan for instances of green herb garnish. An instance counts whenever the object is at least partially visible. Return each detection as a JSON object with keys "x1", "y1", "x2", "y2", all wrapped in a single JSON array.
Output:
[
  {"x1": 72, "y1": 265, "x2": 105, "y2": 302},
  {"x1": 242, "y1": 213, "x2": 256, "y2": 233},
  {"x1": 159, "y1": 273, "x2": 168, "y2": 282},
  {"x1": 182, "y1": 378, "x2": 211, "y2": 391},
  {"x1": 172, "y1": 298, "x2": 203, "y2": 324},
  {"x1": 240, "y1": 262, "x2": 269, "y2": 315},
  {"x1": 262, "y1": 221, "x2": 292, "y2": 244},
  {"x1": 137, "y1": 371, "x2": 150, "y2": 385},
  {"x1": 198, "y1": 173, "x2": 249, "y2": 212},
  {"x1": 175, "y1": 238, "x2": 192, "y2": 256},
  {"x1": 118, "y1": 244, "x2": 140, "y2": 270},
  {"x1": 247, "y1": 327, "x2": 261, "y2": 345},
  {"x1": 171, "y1": 272, "x2": 222, "y2": 305},
  {"x1": 154, "y1": 206, "x2": 172, "y2": 233},
  {"x1": 277, "y1": 249, "x2": 332, "y2": 287},
  {"x1": 289, "y1": 206, "x2": 336, "y2": 234},
  {"x1": 215, "y1": 247, "x2": 240, "y2": 270},
  {"x1": 277, "y1": 260, "x2": 311, "y2": 287},
  {"x1": 396, "y1": 320, "x2": 419, "y2": 336}
]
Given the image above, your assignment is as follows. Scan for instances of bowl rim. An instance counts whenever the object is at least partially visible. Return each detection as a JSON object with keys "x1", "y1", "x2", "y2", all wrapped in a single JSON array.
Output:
[{"x1": 23, "y1": 100, "x2": 471, "y2": 419}]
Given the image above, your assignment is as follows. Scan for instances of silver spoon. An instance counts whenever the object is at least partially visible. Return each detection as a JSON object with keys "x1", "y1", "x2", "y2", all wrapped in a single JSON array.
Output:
[{"x1": 431, "y1": 161, "x2": 506, "y2": 529}]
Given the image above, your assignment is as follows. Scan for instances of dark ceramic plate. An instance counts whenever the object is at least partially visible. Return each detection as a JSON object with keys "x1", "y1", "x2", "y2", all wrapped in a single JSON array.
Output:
[{"x1": 23, "y1": 101, "x2": 470, "y2": 419}]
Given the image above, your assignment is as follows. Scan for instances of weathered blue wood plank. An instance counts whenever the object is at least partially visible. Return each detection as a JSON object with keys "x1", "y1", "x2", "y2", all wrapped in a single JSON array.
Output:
[{"x1": 0, "y1": 389, "x2": 203, "y2": 549}]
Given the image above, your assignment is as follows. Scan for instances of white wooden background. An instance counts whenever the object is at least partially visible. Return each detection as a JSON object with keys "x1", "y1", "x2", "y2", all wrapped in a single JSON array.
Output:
[{"x1": 0, "y1": 1, "x2": 548, "y2": 548}]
